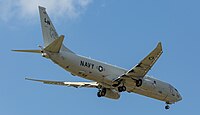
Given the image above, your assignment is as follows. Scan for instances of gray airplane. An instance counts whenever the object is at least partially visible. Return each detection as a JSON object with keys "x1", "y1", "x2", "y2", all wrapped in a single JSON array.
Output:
[{"x1": 13, "y1": 6, "x2": 182, "y2": 110}]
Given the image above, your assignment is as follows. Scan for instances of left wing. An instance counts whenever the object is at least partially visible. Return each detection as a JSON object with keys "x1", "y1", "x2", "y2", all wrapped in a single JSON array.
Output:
[{"x1": 25, "y1": 78, "x2": 98, "y2": 88}]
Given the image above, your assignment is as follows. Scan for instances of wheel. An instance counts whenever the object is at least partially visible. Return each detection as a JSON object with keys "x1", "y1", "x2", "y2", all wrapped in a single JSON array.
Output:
[
  {"x1": 100, "y1": 88, "x2": 106, "y2": 96},
  {"x1": 97, "y1": 91, "x2": 101, "y2": 97},
  {"x1": 101, "y1": 91, "x2": 106, "y2": 96},
  {"x1": 122, "y1": 86, "x2": 126, "y2": 91},
  {"x1": 165, "y1": 105, "x2": 170, "y2": 110},
  {"x1": 136, "y1": 79, "x2": 142, "y2": 87},
  {"x1": 118, "y1": 86, "x2": 126, "y2": 92},
  {"x1": 118, "y1": 86, "x2": 123, "y2": 92}
]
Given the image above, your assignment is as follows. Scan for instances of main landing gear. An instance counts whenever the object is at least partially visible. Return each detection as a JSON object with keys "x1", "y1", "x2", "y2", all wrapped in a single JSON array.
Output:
[
  {"x1": 114, "y1": 79, "x2": 142, "y2": 92},
  {"x1": 117, "y1": 79, "x2": 142, "y2": 92},
  {"x1": 118, "y1": 86, "x2": 126, "y2": 92},
  {"x1": 97, "y1": 88, "x2": 106, "y2": 97}
]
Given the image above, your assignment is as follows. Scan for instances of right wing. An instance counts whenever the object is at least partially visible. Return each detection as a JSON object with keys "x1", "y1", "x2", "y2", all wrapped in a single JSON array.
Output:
[
  {"x1": 25, "y1": 78, "x2": 98, "y2": 88},
  {"x1": 113, "y1": 42, "x2": 162, "y2": 86},
  {"x1": 125, "y1": 42, "x2": 163, "y2": 78}
]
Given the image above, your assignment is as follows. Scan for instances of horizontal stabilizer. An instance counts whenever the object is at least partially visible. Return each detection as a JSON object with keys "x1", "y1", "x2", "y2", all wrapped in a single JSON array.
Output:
[
  {"x1": 44, "y1": 35, "x2": 64, "y2": 53},
  {"x1": 12, "y1": 50, "x2": 41, "y2": 53}
]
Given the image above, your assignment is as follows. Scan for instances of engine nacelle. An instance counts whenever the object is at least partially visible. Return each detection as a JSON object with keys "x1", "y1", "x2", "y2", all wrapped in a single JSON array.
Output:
[
  {"x1": 142, "y1": 78, "x2": 156, "y2": 90},
  {"x1": 104, "y1": 89, "x2": 120, "y2": 100}
]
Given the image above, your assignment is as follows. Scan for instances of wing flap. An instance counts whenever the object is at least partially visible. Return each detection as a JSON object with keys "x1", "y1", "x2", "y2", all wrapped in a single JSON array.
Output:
[{"x1": 25, "y1": 78, "x2": 98, "y2": 88}]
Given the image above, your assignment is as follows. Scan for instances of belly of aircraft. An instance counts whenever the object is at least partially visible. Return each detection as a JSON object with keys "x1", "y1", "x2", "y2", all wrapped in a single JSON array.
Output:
[
  {"x1": 127, "y1": 86, "x2": 167, "y2": 102},
  {"x1": 49, "y1": 53, "x2": 173, "y2": 103}
]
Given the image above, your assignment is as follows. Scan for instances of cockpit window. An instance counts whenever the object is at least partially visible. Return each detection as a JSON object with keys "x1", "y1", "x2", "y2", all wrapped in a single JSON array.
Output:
[
  {"x1": 177, "y1": 94, "x2": 180, "y2": 98},
  {"x1": 175, "y1": 88, "x2": 178, "y2": 92}
]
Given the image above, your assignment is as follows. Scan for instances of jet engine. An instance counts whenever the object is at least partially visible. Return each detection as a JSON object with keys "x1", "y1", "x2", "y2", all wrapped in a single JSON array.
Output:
[
  {"x1": 142, "y1": 78, "x2": 156, "y2": 90},
  {"x1": 104, "y1": 89, "x2": 120, "y2": 99}
]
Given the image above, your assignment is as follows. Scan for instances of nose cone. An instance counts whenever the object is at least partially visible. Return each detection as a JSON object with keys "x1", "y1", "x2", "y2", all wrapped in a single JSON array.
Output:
[{"x1": 177, "y1": 93, "x2": 182, "y2": 102}]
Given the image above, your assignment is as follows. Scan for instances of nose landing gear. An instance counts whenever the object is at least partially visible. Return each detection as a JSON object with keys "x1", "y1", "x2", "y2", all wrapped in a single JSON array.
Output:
[
  {"x1": 165, "y1": 105, "x2": 170, "y2": 110},
  {"x1": 165, "y1": 102, "x2": 171, "y2": 110}
]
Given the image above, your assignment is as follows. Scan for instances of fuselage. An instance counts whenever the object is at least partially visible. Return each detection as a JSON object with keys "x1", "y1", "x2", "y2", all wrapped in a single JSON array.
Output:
[{"x1": 46, "y1": 50, "x2": 182, "y2": 104}]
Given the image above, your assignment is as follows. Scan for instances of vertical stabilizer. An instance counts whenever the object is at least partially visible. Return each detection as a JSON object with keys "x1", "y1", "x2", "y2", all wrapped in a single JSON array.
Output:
[{"x1": 38, "y1": 6, "x2": 74, "y2": 53}]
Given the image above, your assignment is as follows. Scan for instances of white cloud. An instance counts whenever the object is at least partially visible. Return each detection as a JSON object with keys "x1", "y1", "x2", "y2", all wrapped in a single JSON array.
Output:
[{"x1": 0, "y1": 0, "x2": 92, "y2": 22}]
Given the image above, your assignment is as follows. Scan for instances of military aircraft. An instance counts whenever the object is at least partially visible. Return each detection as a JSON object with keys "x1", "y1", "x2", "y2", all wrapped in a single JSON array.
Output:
[{"x1": 13, "y1": 6, "x2": 182, "y2": 110}]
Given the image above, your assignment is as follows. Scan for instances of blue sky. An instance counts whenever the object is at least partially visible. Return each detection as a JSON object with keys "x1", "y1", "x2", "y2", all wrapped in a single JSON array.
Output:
[{"x1": 1, "y1": 0, "x2": 199, "y2": 114}]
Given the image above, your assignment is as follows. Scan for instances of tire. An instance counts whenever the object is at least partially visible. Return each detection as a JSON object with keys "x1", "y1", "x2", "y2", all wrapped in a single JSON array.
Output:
[
  {"x1": 97, "y1": 91, "x2": 101, "y2": 97},
  {"x1": 100, "y1": 88, "x2": 106, "y2": 96},
  {"x1": 122, "y1": 86, "x2": 126, "y2": 91},
  {"x1": 118, "y1": 87, "x2": 123, "y2": 92},
  {"x1": 165, "y1": 105, "x2": 170, "y2": 110}
]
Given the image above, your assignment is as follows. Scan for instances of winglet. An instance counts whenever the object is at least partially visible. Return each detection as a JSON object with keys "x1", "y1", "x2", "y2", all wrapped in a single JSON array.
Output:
[
  {"x1": 44, "y1": 35, "x2": 64, "y2": 53},
  {"x1": 157, "y1": 42, "x2": 162, "y2": 52}
]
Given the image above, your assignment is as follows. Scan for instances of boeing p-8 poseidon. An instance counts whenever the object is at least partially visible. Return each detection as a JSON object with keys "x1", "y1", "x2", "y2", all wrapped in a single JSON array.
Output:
[{"x1": 13, "y1": 6, "x2": 182, "y2": 110}]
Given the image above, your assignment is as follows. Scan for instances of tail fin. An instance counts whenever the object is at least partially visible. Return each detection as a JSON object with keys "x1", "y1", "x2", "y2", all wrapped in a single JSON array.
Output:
[{"x1": 39, "y1": 6, "x2": 74, "y2": 53}]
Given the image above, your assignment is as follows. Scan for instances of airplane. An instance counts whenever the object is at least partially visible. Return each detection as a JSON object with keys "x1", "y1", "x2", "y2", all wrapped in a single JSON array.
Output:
[{"x1": 13, "y1": 6, "x2": 182, "y2": 110}]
